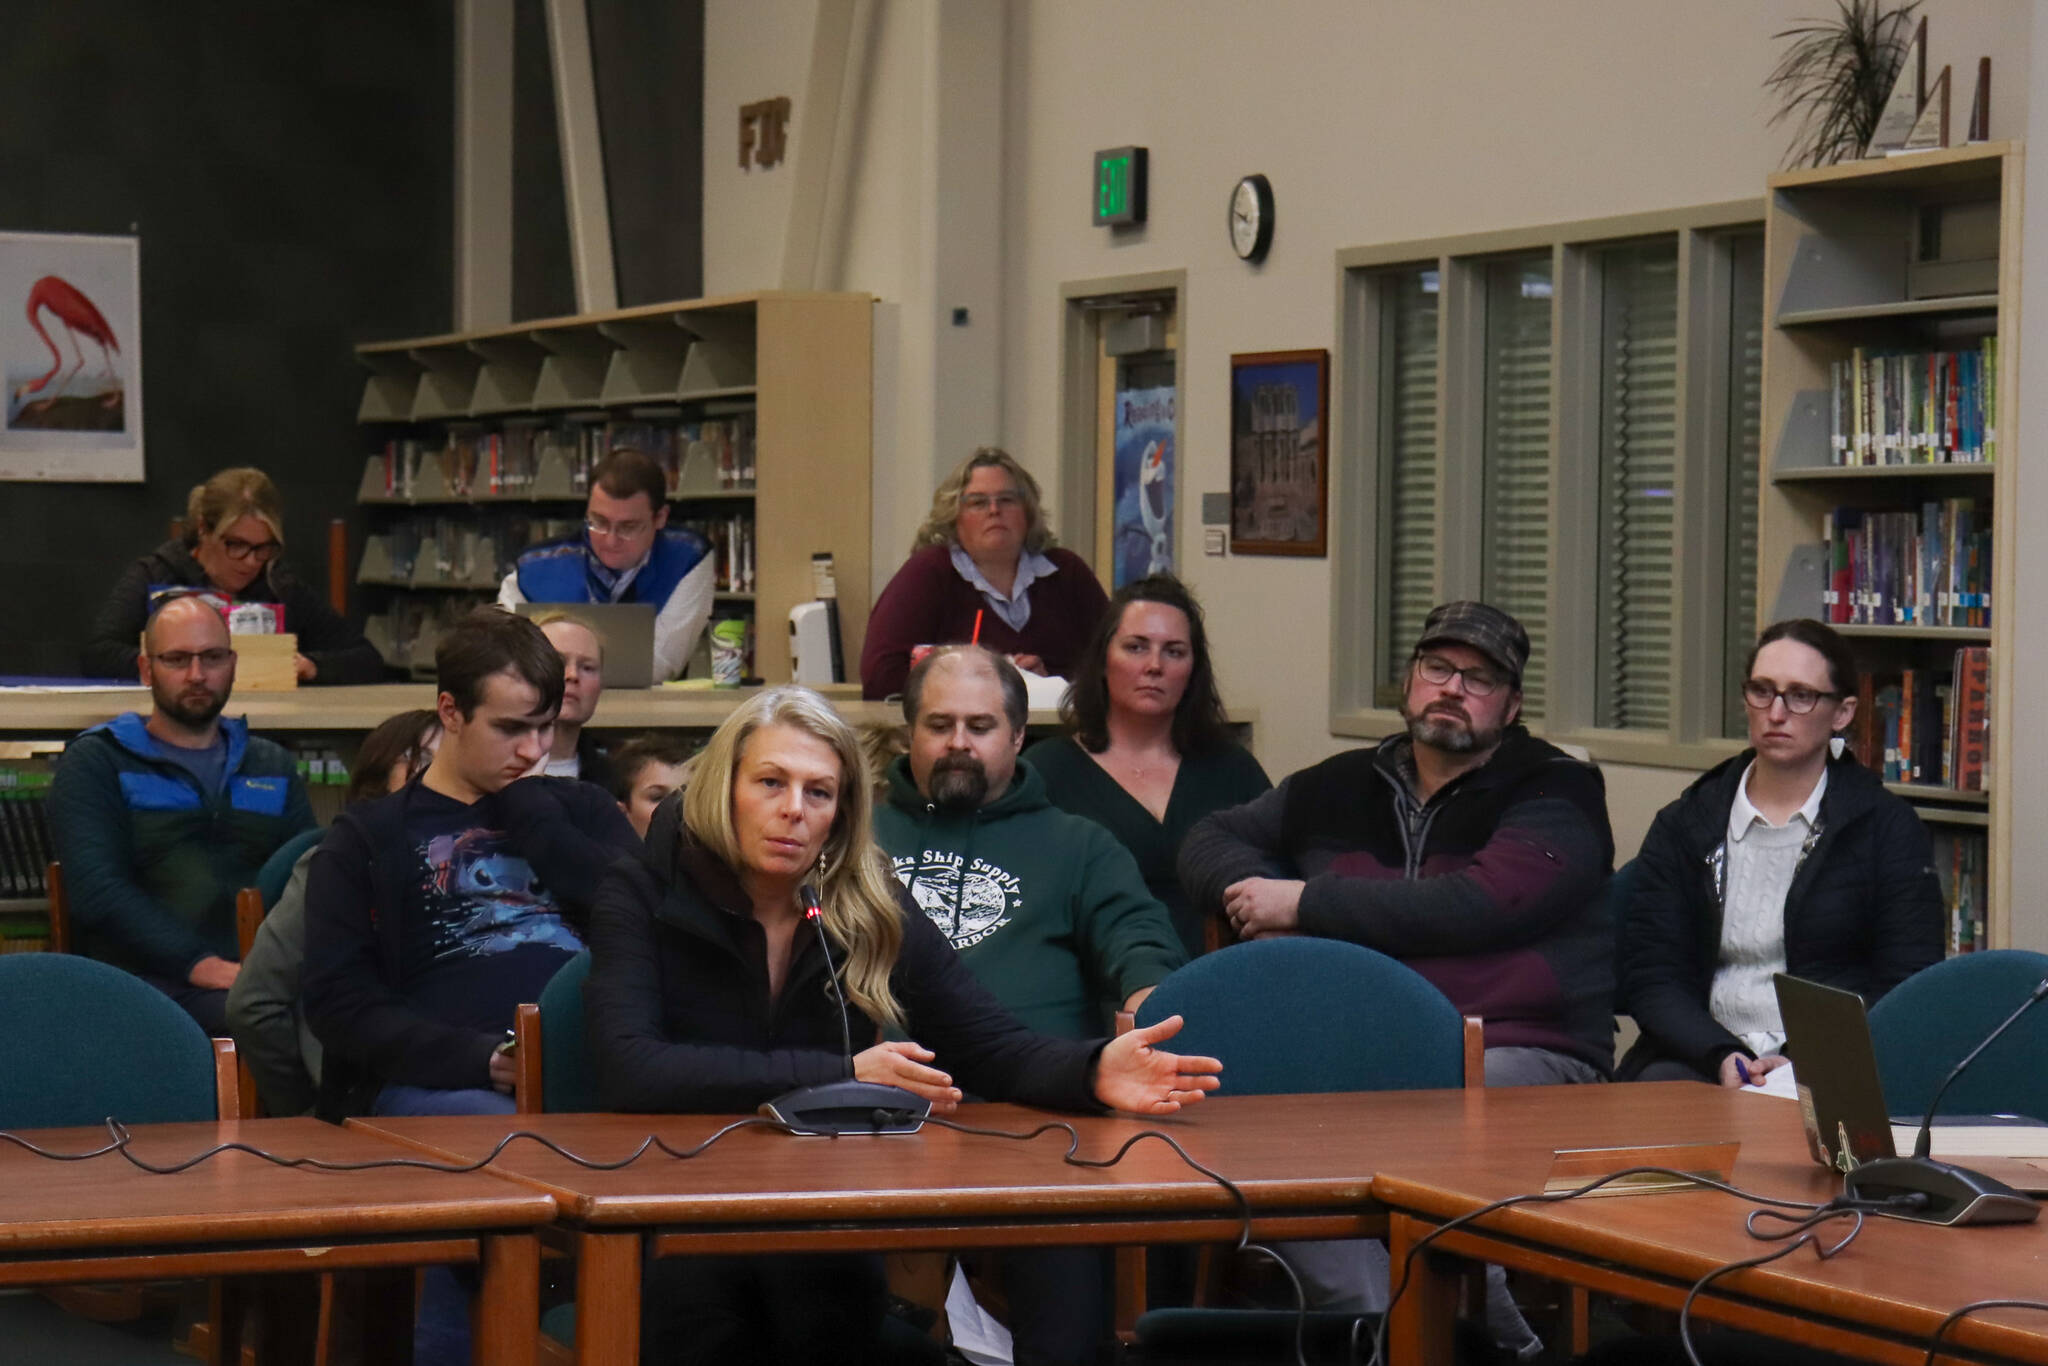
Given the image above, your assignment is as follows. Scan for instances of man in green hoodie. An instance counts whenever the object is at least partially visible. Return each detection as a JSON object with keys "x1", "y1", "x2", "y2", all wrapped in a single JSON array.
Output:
[{"x1": 874, "y1": 644, "x2": 1183, "y2": 1366}]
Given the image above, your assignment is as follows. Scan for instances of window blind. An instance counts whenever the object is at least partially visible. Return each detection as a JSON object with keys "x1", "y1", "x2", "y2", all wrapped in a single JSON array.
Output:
[
  {"x1": 1723, "y1": 232, "x2": 1766, "y2": 737},
  {"x1": 1481, "y1": 256, "x2": 1554, "y2": 719},
  {"x1": 1380, "y1": 268, "x2": 1440, "y2": 701},
  {"x1": 1594, "y1": 242, "x2": 1680, "y2": 731}
]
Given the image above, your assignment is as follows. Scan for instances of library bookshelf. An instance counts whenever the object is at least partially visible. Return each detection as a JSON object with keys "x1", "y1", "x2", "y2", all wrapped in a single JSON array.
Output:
[
  {"x1": 1757, "y1": 141, "x2": 2020, "y2": 951},
  {"x1": 350, "y1": 291, "x2": 873, "y2": 684}
]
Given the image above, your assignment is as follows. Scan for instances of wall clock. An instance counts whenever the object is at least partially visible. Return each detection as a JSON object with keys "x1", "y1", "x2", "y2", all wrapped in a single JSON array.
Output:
[{"x1": 1229, "y1": 174, "x2": 1274, "y2": 263}]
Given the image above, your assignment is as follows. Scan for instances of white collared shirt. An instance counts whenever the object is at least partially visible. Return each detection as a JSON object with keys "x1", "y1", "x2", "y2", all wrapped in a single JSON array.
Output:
[
  {"x1": 1710, "y1": 761, "x2": 1828, "y2": 1055},
  {"x1": 949, "y1": 544, "x2": 1059, "y2": 632}
]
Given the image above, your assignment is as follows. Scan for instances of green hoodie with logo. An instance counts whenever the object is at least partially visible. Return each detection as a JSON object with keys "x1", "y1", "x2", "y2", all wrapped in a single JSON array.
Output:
[{"x1": 875, "y1": 755, "x2": 1185, "y2": 1039}]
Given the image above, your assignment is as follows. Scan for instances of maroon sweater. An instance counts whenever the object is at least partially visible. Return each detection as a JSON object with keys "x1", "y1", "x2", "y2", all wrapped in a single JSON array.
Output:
[{"x1": 860, "y1": 545, "x2": 1109, "y2": 698}]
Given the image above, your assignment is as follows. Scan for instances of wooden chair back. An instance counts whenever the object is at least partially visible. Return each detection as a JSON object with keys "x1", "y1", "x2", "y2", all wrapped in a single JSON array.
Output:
[{"x1": 45, "y1": 861, "x2": 69, "y2": 953}]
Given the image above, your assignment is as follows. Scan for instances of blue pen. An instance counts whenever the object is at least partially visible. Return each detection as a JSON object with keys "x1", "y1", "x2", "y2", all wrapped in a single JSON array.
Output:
[{"x1": 1734, "y1": 1057, "x2": 1752, "y2": 1085}]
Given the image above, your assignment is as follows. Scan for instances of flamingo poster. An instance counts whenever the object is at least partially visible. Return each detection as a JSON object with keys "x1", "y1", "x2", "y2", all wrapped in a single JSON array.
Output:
[{"x1": 0, "y1": 231, "x2": 143, "y2": 481}]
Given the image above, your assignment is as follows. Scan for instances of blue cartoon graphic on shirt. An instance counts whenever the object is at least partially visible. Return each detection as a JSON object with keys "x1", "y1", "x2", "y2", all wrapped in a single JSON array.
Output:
[{"x1": 418, "y1": 826, "x2": 583, "y2": 960}]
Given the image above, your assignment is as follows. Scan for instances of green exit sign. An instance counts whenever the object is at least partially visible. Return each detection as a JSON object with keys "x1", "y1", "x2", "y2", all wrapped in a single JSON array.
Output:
[{"x1": 1094, "y1": 146, "x2": 1148, "y2": 227}]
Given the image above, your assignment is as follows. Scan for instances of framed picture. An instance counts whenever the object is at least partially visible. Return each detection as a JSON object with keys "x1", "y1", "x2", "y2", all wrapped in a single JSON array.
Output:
[
  {"x1": 1229, "y1": 348, "x2": 1327, "y2": 556},
  {"x1": 0, "y1": 230, "x2": 144, "y2": 482}
]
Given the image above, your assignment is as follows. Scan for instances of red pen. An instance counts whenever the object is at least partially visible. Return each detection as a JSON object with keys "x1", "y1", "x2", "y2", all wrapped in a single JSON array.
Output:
[{"x1": 971, "y1": 609, "x2": 983, "y2": 645}]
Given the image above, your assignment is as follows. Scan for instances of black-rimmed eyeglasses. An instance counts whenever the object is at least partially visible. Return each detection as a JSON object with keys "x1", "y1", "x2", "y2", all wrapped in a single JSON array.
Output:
[{"x1": 1740, "y1": 681, "x2": 1840, "y2": 714}]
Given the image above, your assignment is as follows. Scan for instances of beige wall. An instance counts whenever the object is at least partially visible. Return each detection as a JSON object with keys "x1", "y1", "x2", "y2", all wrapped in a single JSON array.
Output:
[{"x1": 705, "y1": 0, "x2": 2036, "y2": 868}]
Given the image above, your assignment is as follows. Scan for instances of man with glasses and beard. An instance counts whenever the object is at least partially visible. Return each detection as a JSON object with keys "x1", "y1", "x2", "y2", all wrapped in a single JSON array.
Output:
[
  {"x1": 873, "y1": 644, "x2": 1182, "y2": 1366},
  {"x1": 1179, "y1": 602, "x2": 1615, "y2": 1352},
  {"x1": 1183, "y1": 600, "x2": 1615, "y2": 1082},
  {"x1": 49, "y1": 592, "x2": 314, "y2": 1032}
]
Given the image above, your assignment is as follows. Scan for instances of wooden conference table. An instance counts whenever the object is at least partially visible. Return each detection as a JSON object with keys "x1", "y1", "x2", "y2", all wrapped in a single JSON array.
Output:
[
  {"x1": 0, "y1": 1116, "x2": 556, "y2": 1366},
  {"x1": 357, "y1": 1087, "x2": 2048, "y2": 1366},
  {"x1": 353, "y1": 1096, "x2": 1391, "y2": 1365},
  {"x1": 1376, "y1": 1083, "x2": 2048, "y2": 1366}
]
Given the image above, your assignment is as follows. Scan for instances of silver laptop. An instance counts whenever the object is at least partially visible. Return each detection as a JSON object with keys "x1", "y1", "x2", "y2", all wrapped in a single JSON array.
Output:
[{"x1": 513, "y1": 602, "x2": 658, "y2": 689}]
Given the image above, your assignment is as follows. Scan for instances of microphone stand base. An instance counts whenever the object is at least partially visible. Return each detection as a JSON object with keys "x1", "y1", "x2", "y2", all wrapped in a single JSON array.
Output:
[
  {"x1": 1843, "y1": 1156, "x2": 2042, "y2": 1226},
  {"x1": 760, "y1": 1081, "x2": 931, "y2": 1135}
]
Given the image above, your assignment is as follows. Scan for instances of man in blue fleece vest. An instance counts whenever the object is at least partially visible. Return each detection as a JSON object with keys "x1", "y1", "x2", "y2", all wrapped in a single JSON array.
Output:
[
  {"x1": 496, "y1": 448, "x2": 714, "y2": 680},
  {"x1": 49, "y1": 592, "x2": 315, "y2": 1034}
]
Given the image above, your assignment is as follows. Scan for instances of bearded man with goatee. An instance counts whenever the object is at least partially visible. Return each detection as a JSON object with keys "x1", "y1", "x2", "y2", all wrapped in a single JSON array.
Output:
[
  {"x1": 49, "y1": 592, "x2": 313, "y2": 1033},
  {"x1": 1181, "y1": 600, "x2": 1616, "y2": 1082},
  {"x1": 1177, "y1": 601, "x2": 1617, "y2": 1350},
  {"x1": 873, "y1": 644, "x2": 1182, "y2": 1366}
]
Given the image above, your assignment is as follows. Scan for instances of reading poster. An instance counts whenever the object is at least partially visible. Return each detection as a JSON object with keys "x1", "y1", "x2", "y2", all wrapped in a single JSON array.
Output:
[{"x1": 1111, "y1": 383, "x2": 1174, "y2": 588}]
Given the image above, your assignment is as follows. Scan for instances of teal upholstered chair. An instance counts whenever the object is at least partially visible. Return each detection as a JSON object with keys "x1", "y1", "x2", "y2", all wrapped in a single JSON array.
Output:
[
  {"x1": 0, "y1": 952, "x2": 238, "y2": 1362},
  {"x1": 513, "y1": 949, "x2": 596, "y2": 1115},
  {"x1": 255, "y1": 826, "x2": 324, "y2": 908},
  {"x1": 1125, "y1": 938, "x2": 1481, "y2": 1355},
  {"x1": 1133, "y1": 937, "x2": 1477, "y2": 1093},
  {"x1": 0, "y1": 952, "x2": 228, "y2": 1128},
  {"x1": 1869, "y1": 949, "x2": 2048, "y2": 1123}
]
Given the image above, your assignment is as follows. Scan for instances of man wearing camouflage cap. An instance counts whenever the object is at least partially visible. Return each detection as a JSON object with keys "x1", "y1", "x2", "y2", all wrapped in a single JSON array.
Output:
[
  {"x1": 1180, "y1": 600, "x2": 1615, "y2": 1084},
  {"x1": 1180, "y1": 601, "x2": 1615, "y2": 1348}
]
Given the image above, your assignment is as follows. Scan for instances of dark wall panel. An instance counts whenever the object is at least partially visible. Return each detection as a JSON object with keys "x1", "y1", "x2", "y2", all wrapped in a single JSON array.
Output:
[
  {"x1": 0, "y1": 1, "x2": 452, "y2": 677},
  {"x1": 591, "y1": 0, "x2": 704, "y2": 306}
]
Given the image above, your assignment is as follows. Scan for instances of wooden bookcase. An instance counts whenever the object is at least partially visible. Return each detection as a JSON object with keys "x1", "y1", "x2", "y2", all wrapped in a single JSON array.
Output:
[
  {"x1": 1756, "y1": 142, "x2": 2021, "y2": 949},
  {"x1": 350, "y1": 291, "x2": 873, "y2": 684}
]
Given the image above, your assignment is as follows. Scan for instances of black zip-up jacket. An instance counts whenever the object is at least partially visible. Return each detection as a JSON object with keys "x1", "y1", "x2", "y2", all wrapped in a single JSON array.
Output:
[
  {"x1": 1617, "y1": 750, "x2": 1943, "y2": 1079},
  {"x1": 582, "y1": 795, "x2": 1103, "y2": 1115},
  {"x1": 85, "y1": 538, "x2": 384, "y2": 683},
  {"x1": 1179, "y1": 725, "x2": 1616, "y2": 1071},
  {"x1": 303, "y1": 775, "x2": 640, "y2": 1118}
]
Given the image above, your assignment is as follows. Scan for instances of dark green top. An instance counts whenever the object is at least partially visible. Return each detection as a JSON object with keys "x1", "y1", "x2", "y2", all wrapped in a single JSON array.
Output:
[{"x1": 1024, "y1": 735, "x2": 1270, "y2": 958}]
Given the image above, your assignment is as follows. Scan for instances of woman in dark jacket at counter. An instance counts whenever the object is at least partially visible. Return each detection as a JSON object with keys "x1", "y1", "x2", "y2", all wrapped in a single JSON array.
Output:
[
  {"x1": 84, "y1": 466, "x2": 383, "y2": 683},
  {"x1": 1618, "y1": 619, "x2": 1944, "y2": 1085},
  {"x1": 583, "y1": 684, "x2": 1220, "y2": 1365}
]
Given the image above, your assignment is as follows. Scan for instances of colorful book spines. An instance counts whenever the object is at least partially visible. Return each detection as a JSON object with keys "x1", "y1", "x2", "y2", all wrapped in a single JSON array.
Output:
[
  {"x1": 1820, "y1": 500, "x2": 1990, "y2": 627},
  {"x1": 1827, "y1": 337, "x2": 1996, "y2": 465}
]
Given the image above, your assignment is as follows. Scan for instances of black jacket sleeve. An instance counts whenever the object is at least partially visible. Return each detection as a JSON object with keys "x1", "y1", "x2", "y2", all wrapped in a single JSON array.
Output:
[
  {"x1": 82, "y1": 556, "x2": 153, "y2": 679},
  {"x1": 301, "y1": 819, "x2": 500, "y2": 1091},
  {"x1": 892, "y1": 903, "x2": 1102, "y2": 1111},
  {"x1": 493, "y1": 777, "x2": 642, "y2": 920},
  {"x1": 1863, "y1": 796, "x2": 1945, "y2": 1002},
  {"x1": 1177, "y1": 781, "x2": 1299, "y2": 919},
  {"x1": 278, "y1": 573, "x2": 385, "y2": 684},
  {"x1": 1619, "y1": 804, "x2": 1745, "y2": 1074},
  {"x1": 584, "y1": 859, "x2": 851, "y2": 1113}
]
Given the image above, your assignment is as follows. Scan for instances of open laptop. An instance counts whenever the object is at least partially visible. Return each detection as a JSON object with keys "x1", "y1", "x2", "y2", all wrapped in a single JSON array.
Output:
[
  {"x1": 1773, "y1": 972, "x2": 2048, "y2": 1194},
  {"x1": 512, "y1": 602, "x2": 658, "y2": 688}
]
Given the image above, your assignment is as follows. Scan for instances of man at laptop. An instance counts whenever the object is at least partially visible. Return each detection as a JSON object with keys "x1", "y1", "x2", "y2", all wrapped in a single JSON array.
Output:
[
  {"x1": 1619, "y1": 619, "x2": 1944, "y2": 1085},
  {"x1": 498, "y1": 449, "x2": 713, "y2": 680}
]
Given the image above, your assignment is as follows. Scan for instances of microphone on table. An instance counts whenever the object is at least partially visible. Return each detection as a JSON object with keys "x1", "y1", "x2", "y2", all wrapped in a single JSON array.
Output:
[
  {"x1": 1842, "y1": 975, "x2": 2048, "y2": 1226},
  {"x1": 757, "y1": 883, "x2": 931, "y2": 1136}
]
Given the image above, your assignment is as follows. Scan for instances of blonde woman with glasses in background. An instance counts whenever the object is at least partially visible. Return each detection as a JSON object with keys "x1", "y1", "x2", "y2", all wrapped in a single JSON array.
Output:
[
  {"x1": 860, "y1": 447, "x2": 1108, "y2": 698},
  {"x1": 84, "y1": 465, "x2": 382, "y2": 683}
]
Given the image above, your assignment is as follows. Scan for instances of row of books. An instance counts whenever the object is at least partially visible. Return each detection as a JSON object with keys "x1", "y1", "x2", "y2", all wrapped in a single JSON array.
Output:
[
  {"x1": 0, "y1": 781, "x2": 52, "y2": 900},
  {"x1": 1828, "y1": 338, "x2": 1997, "y2": 465},
  {"x1": 368, "y1": 413, "x2": 758, "y2": 501},
  {"x1": 1845, "y1": 648, "x2": 1990, "y2": 791},
  {"x1": 1821, "y1": 500, "x2": 1991, "y2": 628},
  {"x1": 1931, "y1": 828, "x2": 1989, "y2": 955},
  {"x1": 678, "y1": 514, "x2": 758, "y2": 596}
]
